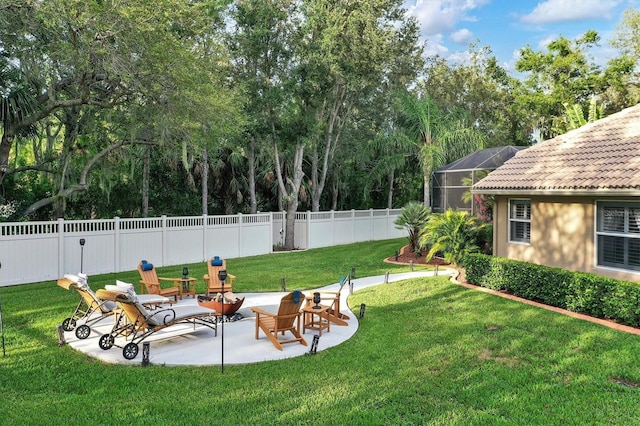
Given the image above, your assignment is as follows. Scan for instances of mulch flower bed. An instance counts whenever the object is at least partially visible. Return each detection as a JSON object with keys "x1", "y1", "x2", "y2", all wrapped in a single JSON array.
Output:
[{"x1": 384, "y1": 245, "x2": 449, "y2": 266}]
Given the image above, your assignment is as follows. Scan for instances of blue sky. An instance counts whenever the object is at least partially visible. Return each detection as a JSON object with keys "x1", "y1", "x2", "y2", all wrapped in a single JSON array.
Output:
[{"x1": 404, "y1": 0, "x2": 639, "y2": 72}]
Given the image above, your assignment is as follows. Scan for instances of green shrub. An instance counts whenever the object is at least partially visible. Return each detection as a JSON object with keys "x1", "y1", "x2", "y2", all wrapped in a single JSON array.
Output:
[
  {"x1": 602, "y1": 280, "x2": 640, "y2": 326},
  {"x1": 420, "y1": 209, "x2": 485, "y2": 266},
  {"x1": 394, "y1": 201, "x2": 431, "y2": 253},
  {"x1": 464, "y1": 253, "x2": 640, "y2": 327},
  {"x1": 566, "y1": 272, "x2": 616, "y2": 318},
  {"x1": 462, "y1": 253, "x2": 492, "y2": 286}
]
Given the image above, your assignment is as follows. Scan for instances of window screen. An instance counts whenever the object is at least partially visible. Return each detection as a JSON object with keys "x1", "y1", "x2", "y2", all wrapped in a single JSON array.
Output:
[
  {"x1": 509, "y1": 199, "x2": 531, "y2": 243},
  {"x1": 597, "y1": 202, "x2": 640, "y2": 271}
]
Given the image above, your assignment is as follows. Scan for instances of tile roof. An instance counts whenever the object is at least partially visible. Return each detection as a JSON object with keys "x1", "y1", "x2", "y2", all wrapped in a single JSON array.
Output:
[{"x1": 474, "y1": 103, "x2": 640, "y2": 195}]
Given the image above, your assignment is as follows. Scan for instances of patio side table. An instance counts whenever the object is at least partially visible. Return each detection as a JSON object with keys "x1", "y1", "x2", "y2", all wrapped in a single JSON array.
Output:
[
  {"x1": 302, "y1": 305, "x2": 331, "y2": 336},
  {"x1": 178, "y1": 277, "x2": 197, "y2": 300}
]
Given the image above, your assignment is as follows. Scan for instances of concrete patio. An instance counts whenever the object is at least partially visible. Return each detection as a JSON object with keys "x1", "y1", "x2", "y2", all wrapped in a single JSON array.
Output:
[{"x1": 63, "y1": 271, "x2": 452, "y2": 366}]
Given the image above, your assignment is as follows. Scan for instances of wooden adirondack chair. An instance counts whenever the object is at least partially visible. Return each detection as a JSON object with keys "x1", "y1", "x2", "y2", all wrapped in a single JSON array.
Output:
[
  {"x1": 204, "y1": 256, "x2": 236, "y2": 296},
  {"x1": 251, "y1": 291, "x2": 307, "y2": 351},
  {"x1": 137, "y1": 260, "x2": 180, "y2": 302}
]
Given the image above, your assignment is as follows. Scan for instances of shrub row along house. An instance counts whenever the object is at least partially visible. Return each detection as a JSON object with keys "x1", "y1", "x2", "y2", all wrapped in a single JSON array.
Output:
[{"x1": 474, "y1": 103, "x2": 640, "y2": 283}]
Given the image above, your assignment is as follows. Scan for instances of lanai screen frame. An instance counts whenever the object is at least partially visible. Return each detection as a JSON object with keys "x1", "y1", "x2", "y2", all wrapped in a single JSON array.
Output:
[
  {"x1": 431, "y1": 146, "x2": 528, "y2": 214},
  {"x1": 432, "y1": 168, "x2": 487, "y2": 214}
]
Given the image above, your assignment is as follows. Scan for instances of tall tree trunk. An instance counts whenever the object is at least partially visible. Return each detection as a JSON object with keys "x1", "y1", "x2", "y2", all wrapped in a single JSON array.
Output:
[
  {"x1": 284, "y1": 197, "x2": 298, "y2": 249},
  {"x1": 310, "y1": 87, "x2": 350, "y2": 212},
  {"x1": 274, "y1": 142, "x2": 305, "y2": 250},
  {"x1": 424, "y1": 174, "x2": 431, "y2": 209},
  {"x1": 387, "y1": 169, "x2": 395, "y2": 209},
  {"x1": 201, "y1": 147, "x2": 208, "y2": 216},
  {"x1": 331, "y1": 177, "x2": 338, "y2": 211},
  {"x1": 142, "y1": 146, "x2": 150, "y2": 218},
  {"x1": 311, "y1": 144, "x2": 319, "y2": 211},
  {"x1": 248, "y1": 136, "x2": 257, "y2": 214},
  {"x1": 0, "y1": 130, "x2": 15, "y2": 185}
]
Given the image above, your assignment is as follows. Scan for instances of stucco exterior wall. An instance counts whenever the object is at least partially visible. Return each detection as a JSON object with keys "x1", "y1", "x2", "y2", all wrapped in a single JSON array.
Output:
[{"x1": 493, "y1": 195, "x2": 640, "y2": 283}]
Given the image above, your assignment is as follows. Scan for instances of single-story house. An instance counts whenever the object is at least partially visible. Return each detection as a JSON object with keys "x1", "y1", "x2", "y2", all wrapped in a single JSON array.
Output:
[{"x1": 473, "y1": 103, "x2": 640, "y2": 282}]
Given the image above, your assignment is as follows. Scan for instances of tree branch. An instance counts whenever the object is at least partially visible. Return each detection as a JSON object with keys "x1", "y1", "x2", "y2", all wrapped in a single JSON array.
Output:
[
  {"x1": 1, "y1": 163, "x2": 54, "y2": 177},
  {"x1": 20, "y1": 140, "x2": 135, "y2": 218}
]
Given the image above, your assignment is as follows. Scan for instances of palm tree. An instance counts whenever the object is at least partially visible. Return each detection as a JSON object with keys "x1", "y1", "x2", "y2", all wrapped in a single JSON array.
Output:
[
  {"x1": 420, "y1": 209, "x2": 486, "y2": 266},
  {"x1": 394, "y1": 201, "x2": 431, "y2": 253},
  {"x1": 395, "y1": 92, "x2": 485, "y2": 208},
  {"x1": 0, "y1": 57, "x2": 38, "y2": 178}
]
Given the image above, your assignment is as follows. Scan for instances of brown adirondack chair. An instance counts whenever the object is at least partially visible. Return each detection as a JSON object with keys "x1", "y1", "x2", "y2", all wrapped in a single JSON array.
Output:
[
  {"x1": 251, "y1": 291, "x2": 307, "y2": 351},
  {"x1": 204, "y1": 256, "x2": 236, "y2": 296},
  {"x1": 137, "y1": 260, "x2": 180, "y2": 302}
]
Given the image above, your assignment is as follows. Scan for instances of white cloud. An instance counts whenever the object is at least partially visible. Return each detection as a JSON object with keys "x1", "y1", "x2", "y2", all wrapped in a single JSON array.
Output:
[
  {"x1": 451, "y1": 28, "x2": 474, "y2": 44},
  {"x1": 520, "y1": 0, "x2": 621, "y2": 25},
  {"x1": 538, "y1": 34, "x2": 558, "y2": 49},
  {"x1": 407, "y1": 1, "x2": 463, "y2": 35},
  {"x1": 424, "y1": 44, "x2": 451, "y2": 57},
  {"x1": 405, "y1": 0, "x2": 489, "y2": 35},
  {"x1": 404, "y1": 0, "x2": 488, "y2": 59},
  {"x1": 447, "y1": 50, "x2": 473, "y2": 64},
  {"x1": 503, "y1": 49, "x2": 522, "y2": 71},
  {"x1": 423, "y1": 33, "x2": 450, "y2": 57}
]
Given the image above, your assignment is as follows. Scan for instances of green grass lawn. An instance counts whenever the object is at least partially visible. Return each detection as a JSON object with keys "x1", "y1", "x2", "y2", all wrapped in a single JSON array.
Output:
[{"x1": 2, "y1": 239, "x2": 640, "y2": 425}]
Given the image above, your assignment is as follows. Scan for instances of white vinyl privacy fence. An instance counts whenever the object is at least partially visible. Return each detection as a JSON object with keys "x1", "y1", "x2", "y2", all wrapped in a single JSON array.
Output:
[{"x1": 0, "y1": 209, "x2": 403, "y2": 286}]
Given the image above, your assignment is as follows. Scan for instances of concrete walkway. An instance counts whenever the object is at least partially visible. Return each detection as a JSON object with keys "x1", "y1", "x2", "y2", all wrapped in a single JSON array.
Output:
[{"x1": 65, "y1": 270, "x2": 453, "y2": 366}]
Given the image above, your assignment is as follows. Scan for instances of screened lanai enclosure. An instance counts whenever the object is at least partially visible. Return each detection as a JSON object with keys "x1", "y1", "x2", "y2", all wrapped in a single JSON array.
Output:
[{"x1": 431, "y1": 146, "x2": 527, "y2": 214}]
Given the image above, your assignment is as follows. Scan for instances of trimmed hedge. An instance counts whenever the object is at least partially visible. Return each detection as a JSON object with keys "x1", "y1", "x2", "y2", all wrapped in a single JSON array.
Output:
[{"x1": 464, "y1": 253, "x2": 640, "y2": 327}]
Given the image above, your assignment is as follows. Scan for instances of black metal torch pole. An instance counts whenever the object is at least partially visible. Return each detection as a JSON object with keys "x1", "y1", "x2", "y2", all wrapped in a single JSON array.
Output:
[
  {"x1": 0, "y1": 262, "x2": 4, "y2": 356},
  {"x1": 218, "y1": 269, "x2": 227, "y2": 374},
  {"x1": 221, "y1": 277, "x2": 224, "y2": 374}
]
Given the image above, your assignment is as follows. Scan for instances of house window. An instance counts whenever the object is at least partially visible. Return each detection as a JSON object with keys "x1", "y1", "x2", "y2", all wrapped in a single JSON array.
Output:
[
  {"x1": 509, "y1": 199, "x2": 531, "y2": 243},
  {"x1": 597, "y1": 202, "x2": 640, "y2": 271}
]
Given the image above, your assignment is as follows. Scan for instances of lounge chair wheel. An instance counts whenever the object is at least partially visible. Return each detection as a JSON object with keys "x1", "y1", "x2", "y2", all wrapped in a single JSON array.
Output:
[
  {"x1": 62, "y1": 318, "x2": 76, "y2": 331},
  {"x1": 123, "y1": 342, "x2": 139, "y2": 360},
  {"x1": 75, "y1": 324, "x2": 91, "y2": 339},
  {"x1": 98, "y1": 334, "x2": 114, "y2": 350}
]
